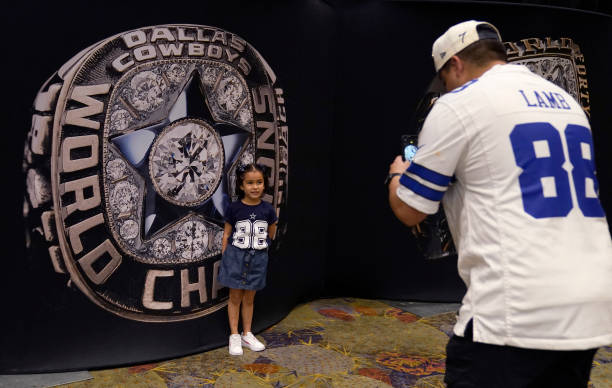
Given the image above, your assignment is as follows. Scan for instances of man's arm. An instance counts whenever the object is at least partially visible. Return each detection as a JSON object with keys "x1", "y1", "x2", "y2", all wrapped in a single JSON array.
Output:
[{"x1": 388, "y1": 156, "x2": 428, "y2": 226}]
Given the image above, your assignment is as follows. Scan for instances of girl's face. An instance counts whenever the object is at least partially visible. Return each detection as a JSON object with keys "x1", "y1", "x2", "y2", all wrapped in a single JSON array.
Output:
[{"x1": 240, "y1": 170, "x2": 265, "y2": 202}]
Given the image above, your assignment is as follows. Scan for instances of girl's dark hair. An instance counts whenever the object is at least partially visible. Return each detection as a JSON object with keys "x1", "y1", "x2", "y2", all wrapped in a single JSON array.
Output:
[{"x1": 235, "y1": 163, "x2": 268, "y2": 198}]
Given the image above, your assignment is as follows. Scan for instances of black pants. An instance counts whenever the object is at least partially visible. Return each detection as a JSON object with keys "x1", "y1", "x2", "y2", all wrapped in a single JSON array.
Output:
[{"x1": 444, "y1": 321, "x2": 598, "y2": 388}]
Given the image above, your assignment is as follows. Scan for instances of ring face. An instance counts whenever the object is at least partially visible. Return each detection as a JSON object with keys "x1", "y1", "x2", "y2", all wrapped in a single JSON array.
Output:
[
  {"x1": 148, "y1": 118, "x2": 224, "y2": 208},
  {"x1": 24, "y1": 25, "x2": 288, "y2": 321}
]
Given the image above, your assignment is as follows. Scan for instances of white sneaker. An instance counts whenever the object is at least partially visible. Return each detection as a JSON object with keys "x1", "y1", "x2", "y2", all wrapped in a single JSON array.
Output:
[
  {"x1": 241, "y1": 332, "x2": 266, "y2": 351},
  {"x1": 228, "y1": 334, "x2": 243, "y2": 355}
]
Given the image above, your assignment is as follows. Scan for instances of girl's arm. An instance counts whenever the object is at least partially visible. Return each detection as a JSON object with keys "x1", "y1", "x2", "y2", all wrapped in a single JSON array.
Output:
[
  {"x1": 222, "y1": 222, "x2": 232, "y2": 253},
  {"x1": 268, "y1": 222, "x2": 278, "y2": 240}
]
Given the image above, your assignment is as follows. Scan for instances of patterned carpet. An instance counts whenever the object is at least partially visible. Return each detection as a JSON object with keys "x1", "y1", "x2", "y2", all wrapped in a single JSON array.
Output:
[{"x1": 57, "y1": 298, "x2": 612, "y2": 388}]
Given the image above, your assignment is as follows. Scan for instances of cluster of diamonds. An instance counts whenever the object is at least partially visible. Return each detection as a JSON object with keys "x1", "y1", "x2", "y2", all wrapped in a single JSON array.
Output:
[
  {"x1": 200, "y1": 63, "x2": 253, "y2": 130},
  {"x1": 149, "y1": 220, "x2": 225, "y2": 261},
  {"x1": 109, "y1": 63, "x2": 189, "y2": 134},
  {"x1": 105, "y1": 153, "x2": 143, "y2": 245}
]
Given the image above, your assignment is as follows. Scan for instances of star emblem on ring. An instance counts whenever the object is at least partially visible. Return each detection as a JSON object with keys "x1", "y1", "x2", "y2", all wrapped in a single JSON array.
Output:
[
  {"x1": 111, "y1": 70, "x2": 247, "y2": 238},
  {"x1": 104, "y1": 62, "x2": 255, "y2": 263}
]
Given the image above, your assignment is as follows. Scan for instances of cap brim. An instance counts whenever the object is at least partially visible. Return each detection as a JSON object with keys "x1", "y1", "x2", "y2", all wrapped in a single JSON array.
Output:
[{"x1": 427, "y1": 75, "x2": 446, "y2": 94}]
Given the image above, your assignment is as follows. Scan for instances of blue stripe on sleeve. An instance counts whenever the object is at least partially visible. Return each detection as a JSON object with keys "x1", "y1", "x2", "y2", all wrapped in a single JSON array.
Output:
[
  {"x1": 406, "y1": 162, "x2": 452, "y2": 187},
  {"x1": 399, "y1": 174, "x2": 445, "y2": 202}
]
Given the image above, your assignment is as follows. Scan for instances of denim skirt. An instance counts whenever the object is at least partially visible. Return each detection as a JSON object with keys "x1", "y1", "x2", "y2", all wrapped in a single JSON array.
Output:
[{"x1": 217, "y1": 244, "x2": 269, "y2": 290}]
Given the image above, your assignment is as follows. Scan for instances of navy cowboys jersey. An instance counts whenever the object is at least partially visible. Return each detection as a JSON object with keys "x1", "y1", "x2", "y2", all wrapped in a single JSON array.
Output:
[
  {"x1": 225, "y1": 200, "x2": 277, "y2": 250},
  {"x1": 397, "y1": 64, "x2": 612, "y2": 350}
]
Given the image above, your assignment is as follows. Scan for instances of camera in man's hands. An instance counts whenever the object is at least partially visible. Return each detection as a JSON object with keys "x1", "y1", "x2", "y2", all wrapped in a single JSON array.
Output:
[
  {"x1": 400, "y1": 79, "x2": 456, "y2": 260},
  {"x1": 401, "y1": 134, "x2": 418, "y2": 162}
]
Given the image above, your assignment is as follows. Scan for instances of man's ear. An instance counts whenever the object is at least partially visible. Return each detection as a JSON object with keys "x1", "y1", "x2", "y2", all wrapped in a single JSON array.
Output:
[{"x1": 449, "y1": 55, "x2": 463, "y2": 74}]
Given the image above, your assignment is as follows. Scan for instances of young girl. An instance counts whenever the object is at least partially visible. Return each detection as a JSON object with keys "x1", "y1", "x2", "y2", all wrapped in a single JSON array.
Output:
[{"x1": 217, "y1": 163, "x2": 277, "y2": 355}]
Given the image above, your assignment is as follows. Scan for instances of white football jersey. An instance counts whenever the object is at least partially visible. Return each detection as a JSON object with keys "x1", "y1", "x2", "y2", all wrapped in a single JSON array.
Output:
[{"x1": 397, "y1": 63, "x2": 612, "y2": 350}]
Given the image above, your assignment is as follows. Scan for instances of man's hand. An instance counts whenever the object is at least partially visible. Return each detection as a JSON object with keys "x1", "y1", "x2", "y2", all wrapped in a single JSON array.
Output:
[
  {"x1": 389, "y1": 155, "x2": 412, "y2": 175},
  {"x1": 388, "y1": 155, "x2": 427, "y2": 227}
]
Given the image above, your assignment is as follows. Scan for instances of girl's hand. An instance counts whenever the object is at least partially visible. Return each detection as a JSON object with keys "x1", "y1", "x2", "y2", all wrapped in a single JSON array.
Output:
[
  {"x1": 222, "y1": 222, "x2": 232, "y2": 254},
  {"x1": 268, "y1": 222, "x2": 278, "y2": 241}
]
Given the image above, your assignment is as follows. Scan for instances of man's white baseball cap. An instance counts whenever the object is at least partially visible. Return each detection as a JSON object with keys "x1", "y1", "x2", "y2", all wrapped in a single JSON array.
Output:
[{"x1": 432, "y1": 20, "x2": 502, "y2": 72}]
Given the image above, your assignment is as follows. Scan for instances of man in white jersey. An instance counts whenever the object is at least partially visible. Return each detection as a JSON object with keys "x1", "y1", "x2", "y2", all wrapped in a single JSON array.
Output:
[{"x1": 387, "y1": 20, "x2": 612, "y2": 387}]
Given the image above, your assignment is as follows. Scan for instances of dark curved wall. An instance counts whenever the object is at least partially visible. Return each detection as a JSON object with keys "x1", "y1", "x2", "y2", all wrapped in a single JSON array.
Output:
[
  {"x1": 325, "y1": 0, "x2": 612, "y2": 300},
  {"x1": 2, "y1": 0, "x2": 610, "y2": 373}
]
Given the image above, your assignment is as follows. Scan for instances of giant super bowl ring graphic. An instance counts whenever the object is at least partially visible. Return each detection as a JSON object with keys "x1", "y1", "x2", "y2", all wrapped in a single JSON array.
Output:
[{"x1": 23, "y1": 25, "x2": 288, "y2": 321}]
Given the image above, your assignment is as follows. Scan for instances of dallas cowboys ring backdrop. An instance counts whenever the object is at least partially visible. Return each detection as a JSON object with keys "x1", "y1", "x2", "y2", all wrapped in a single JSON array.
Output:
[{"x1": 22, "y1": 24, "x2": 289, "y2": 322}]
